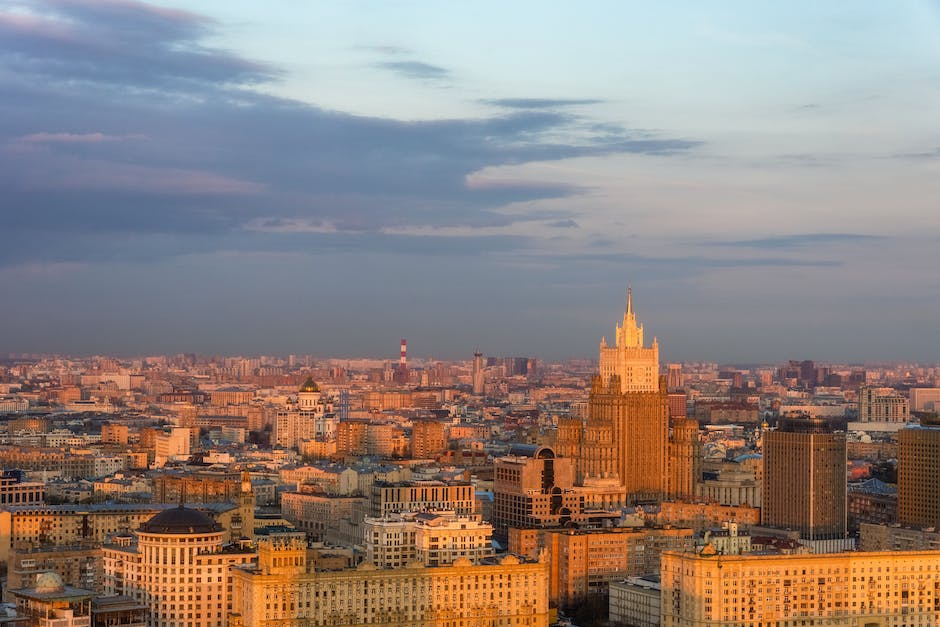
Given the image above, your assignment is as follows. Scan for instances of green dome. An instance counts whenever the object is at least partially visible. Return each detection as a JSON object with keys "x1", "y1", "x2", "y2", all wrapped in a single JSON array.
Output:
[{"x1": 299, "y1": 377, "x2": 319, "y2": 393}]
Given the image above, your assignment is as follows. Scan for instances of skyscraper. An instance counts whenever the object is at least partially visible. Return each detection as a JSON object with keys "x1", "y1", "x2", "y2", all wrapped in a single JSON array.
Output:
[
  {"x1": 898, "y1": 415, "x2": 940, "y2": 529},
  {"x1": 762, "y1": 416, "x2": 846, "y2": 541},
  {"x1": 577, "y1": 290, "x2": 669, "y2": 504},
  {"x1": 472, "y1": 351, "x2": 485, "y2": 395}
]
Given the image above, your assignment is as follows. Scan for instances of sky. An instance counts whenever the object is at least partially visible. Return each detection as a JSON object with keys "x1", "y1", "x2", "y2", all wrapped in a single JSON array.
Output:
[{"x1": 1, "y1": 0, "x2": 939, "y2": 363}]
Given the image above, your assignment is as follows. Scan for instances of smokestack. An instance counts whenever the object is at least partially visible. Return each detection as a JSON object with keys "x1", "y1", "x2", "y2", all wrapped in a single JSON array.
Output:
[{"x1": 400, "y1": 339, "x2": 407, "y2": 370}]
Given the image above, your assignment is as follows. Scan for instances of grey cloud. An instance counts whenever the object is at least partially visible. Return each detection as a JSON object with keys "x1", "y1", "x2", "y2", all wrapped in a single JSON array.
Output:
[
  {"x1": 485, "y1": 98, "x2": 603, "y2": 109},
  {"x1": 0, "y1": 0, "x2": 701, "y2": 269},
  {"x1": 707, "y1": 233, "x2": 885, "y2": 249},
  {"x1": 896, "y1": 147, "x2": 940, "y2": 160},
  {"x1": 546, "y1": 219, "x2": 580, "y2": 229},
  {"x1": 378, "y1": 61, "x2": 449, "y2": 81}
]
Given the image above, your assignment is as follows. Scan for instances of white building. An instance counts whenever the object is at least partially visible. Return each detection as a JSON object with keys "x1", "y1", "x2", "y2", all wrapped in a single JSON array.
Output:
[{"x1": 364, "y1": 510, "x2": 494, "y2": 568}]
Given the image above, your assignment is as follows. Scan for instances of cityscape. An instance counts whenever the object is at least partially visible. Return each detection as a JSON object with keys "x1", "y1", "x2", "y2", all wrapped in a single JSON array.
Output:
[
  {"x1": 1, "y1": 295, "x2": 939, "y2": 626},
  {"x1": 3, "y1": 1, "x2": 940, "y2": 627}
]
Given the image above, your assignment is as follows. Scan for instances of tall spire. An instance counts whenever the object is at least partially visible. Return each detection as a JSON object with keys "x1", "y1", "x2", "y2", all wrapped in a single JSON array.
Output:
[{"x1": 626, "y1": 286, "x2": 633, "y2": 316}]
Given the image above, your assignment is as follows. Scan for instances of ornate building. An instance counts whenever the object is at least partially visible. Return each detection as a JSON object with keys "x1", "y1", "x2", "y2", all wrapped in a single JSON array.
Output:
[{"x1": 561, "y1": 290, "x2": 679, "y2": 505}]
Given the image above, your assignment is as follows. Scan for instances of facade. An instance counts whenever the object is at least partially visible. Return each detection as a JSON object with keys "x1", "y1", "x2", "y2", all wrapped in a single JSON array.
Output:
[
  {"x1": 472, "y1": 352, "x2": 485, "y2": 395},
  {"x1": 0, "y1": 502, "x2": 246, "y2": 568},
  {"x1": 364, "y1": 511, "x2": 493, "y2": 568},
  {"x1": 858, "y1": 386, "x2": 910, "y2": 423},
  {"x1": 0, "y1": 470, "x2": 45, "y2": 506},
  {"x1": 909, "y1": 387, "x2": 940, "y2": 412},
  {"x1": 492, "y1": 446, "x2": 582, "y2": 539},
  {"x1": 609, "y1": 576, "x2": 660, "y2": 627},
  {"x1": 545, "y1": 526, "x2": 693, "y2": 607},
  {"x1": 897, "y1": 417, "x2": 940, "y2": 529},
  {"x1": 411, "y1": 420, "x2": 446, "y2": 459},
  {"x1": 667, "y1": 418, "x2": 702, "y2": 501},
  {"x1": 762, "y1": 416, "x2": 847, "y2": 541},
  {"x1": 279, "y1": 491, "x2": 366, "y2": 545},
  {"x1": 152, "y1": 428, "x2": 191, "y2": 467},
  {"x1": 228, "y1": 534, "x2": 550, "y2": 627},
  {"x1": 662, "y1": 549, "x2": 940, "y2": 627},
  {"x1": 370, "y1": 481, "x2": 475, "y2": 517},
  {"x1": 101, "y1": 507, "x2": 254, "y2": 627},
  {"x1": 7, "y1": 545, "x2": 101, "y2": 597}
]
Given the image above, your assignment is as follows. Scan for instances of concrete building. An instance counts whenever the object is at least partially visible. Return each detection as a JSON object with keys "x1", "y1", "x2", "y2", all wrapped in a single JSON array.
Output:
[
  {"x1": 898, "y1": 416, "x2": 940, "y2": 529},
  {"x1": 363, "y1": 511, "x2": 493, "y2": 568},
  {"x1": 609, "y1": 576, "x2": 660, "y2": 627},
  {"x1": 152, "y1": 428, "x2": 191, "y2": 467},
  {"x1": 662, "y1": 549, "x2": 940, "y2": 627},
  {"x1": 858, "y1": 385, "x2": 910, "y2": 423},
  {"x1": 909, "y1": 387, "x2": 940, "y2": 412},
  {"x1": 0, "y1": 470, "x2": 45, "y2": 506},
  {"x1": 274, "y1": 379, "x2": 336, "y2": 450},
  {"x1": 370, "y1": 480, "x2": 475, "y2": 518},
  {"x1": 102, "y1": 506, "x2": 254, "y2": 627},
  {"x1": 228, "y1": 534, "x2": 550, "y2": 627},
  {"x1": 410, "y1": 420, "x2": 446, "y2": 459},
  {"x1": 472, "y1": 352, "x2": 485, "y2": 395},
  {"x1": 762, "y1": 416, "x2": 846, "y2": 541}
]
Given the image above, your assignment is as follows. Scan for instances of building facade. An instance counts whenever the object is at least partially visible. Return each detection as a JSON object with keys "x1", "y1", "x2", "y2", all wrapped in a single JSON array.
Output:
[
  {"x1": 897, "y1": 416, "x2": 940, "y2": 529},
  {"x1": 762, "y1": 416, "x2": 846, "y2": 541}
]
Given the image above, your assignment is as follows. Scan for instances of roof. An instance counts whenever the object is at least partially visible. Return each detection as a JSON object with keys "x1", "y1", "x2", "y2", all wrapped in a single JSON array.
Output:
[
  {"x1": 299, "y1": 378, "x2": 320, "y2": 393},
  {"x1": 139, "y1": 505, "x2": 222, "y2": 534}
]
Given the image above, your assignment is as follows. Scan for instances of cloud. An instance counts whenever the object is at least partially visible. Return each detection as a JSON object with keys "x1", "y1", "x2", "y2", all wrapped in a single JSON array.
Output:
[
  {"x1": 896, "y1": 147, "x2": 940, "y2": 160},
  {"x1": 485, "y1": 98, "x2": 603, "y2": 109},
  {"x1": 0, "y1": 0, "x2": 701, "y2": 270},
  {"x1": 17, "y1": 132, "x2": 146, "y2": 144},
  {"x1": 546, "y1": 219, "x2": 580, "y2": 229},
  {"x1": 707, "y1": 233, "x2": 886, "y2": 249},
  {"x1": 377, "y1": 60, "x2": 449, "y2": 81}
]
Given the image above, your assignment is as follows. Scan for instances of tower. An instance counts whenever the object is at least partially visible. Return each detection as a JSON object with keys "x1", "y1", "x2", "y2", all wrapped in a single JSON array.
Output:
[
  {"x1": 472, "y1": 351, "x2": 485, "y2": 395},
  {"x1": 395, "y1": 339, "x2": 409, "y2": 384},
  {"x1": 762, "y1": 416, "x2": 846, "y2": 541},
  {"x1": 581, "y1": 290, "x2": 668, "y2": 504}
]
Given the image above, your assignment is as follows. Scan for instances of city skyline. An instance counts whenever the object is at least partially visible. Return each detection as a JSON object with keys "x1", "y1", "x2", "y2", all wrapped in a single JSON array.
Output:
[{"x1": 2, "y1": 1, "x2": 939, "y2": 361}]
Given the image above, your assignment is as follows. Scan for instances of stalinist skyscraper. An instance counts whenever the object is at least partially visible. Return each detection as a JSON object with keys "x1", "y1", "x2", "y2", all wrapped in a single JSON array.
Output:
[{"x1": 577, "y1": 289, "x2": 670, "y2": 504}]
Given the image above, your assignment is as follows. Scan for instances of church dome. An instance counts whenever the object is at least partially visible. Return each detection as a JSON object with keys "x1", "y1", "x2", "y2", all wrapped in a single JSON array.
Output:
[
  {"x1": 299, "y1": 377, "x2": 319, "y2": 393},
  {"x1": 34, "y1": 572, "x2": 65, "y2": 593},
  {"x1": 140, "y1": 506, "x2": 222, "y2": 534}
]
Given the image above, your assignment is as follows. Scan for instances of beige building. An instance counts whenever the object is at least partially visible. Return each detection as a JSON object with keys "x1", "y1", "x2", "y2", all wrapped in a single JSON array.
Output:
[
  {"x1": 228, "y1": 533, "x2": 550, "y2": 627},
  {"x1": 909, "y1": 387, "x2": 940, "y2": 412},
  {"x1": 370, "y1": 480, "x2": 475, "y2": 518},
  {"x1": 8, "y1": 572, "x2": 93, "y2": 627},
  {"x1": 274, "y1": 379, "x2": 336, "y2": 450},
  {"x1": 364, "y1": 511, "x2": 493, "y2": 568},
  {"x1": 102, "y1": 506, "x2": 254, "y2": 627},
  {"x1": 662, "y1": 549, "x2": 940, "y2": 627},
  {"x1": 279, "y1": 491, "x2": 366, "y2": 546},
  {"x1": 858, "y1": 386, "x2": 910, "y2": 423},
  {"x1": 0, "y1": 502, "x2": 246, "y2": 569}
]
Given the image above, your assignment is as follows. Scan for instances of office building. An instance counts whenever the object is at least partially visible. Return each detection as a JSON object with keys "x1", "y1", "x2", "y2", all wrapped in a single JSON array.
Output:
[
  {"x1": 898, "y1": 415, "x2": 940, "y2": 529},
  {"x1": 762, "y1": 416, "x2": 846, "y2": 541},
  {"x1": 858, "y1": 385, "x2": 910, "y2": 423}
]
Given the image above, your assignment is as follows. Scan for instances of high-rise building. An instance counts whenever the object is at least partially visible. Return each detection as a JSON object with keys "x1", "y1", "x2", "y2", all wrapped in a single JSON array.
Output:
[
  {"x1": 762, "y1": 416, "x2": 846, "y2": 541},
  {"x1": 411, "y1": 420, "x2": 446, "y2": 459},
  {"x1": 472, "y1": 351, "x2": 485, "y2": 395},
  {"x1": 666, "y1": 363, "x2": 683, "y2": 391},
  {"x1": 898, "y1": 415, "x2": 940, "y2": 529},
  {"x1": 579, "y1": 290, "x2": 669, "y2": 504},
  {"x1": 666, "y1": 418, "x2": 702, "y2": 501}
]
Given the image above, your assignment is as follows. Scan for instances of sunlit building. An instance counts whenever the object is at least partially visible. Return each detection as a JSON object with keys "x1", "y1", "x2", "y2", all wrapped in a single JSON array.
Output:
[
  {"x1": 228, "y1": 534, "x2": 550, "y2": 627},
  {"x1": 662, "y1": 549, "x2": 940, "y2": 626}
]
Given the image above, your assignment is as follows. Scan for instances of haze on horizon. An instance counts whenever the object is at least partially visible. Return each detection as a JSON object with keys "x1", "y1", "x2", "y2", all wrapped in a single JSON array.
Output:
[{"x1": 1, "y1": 1, "x2": 939, "y2": 363}]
